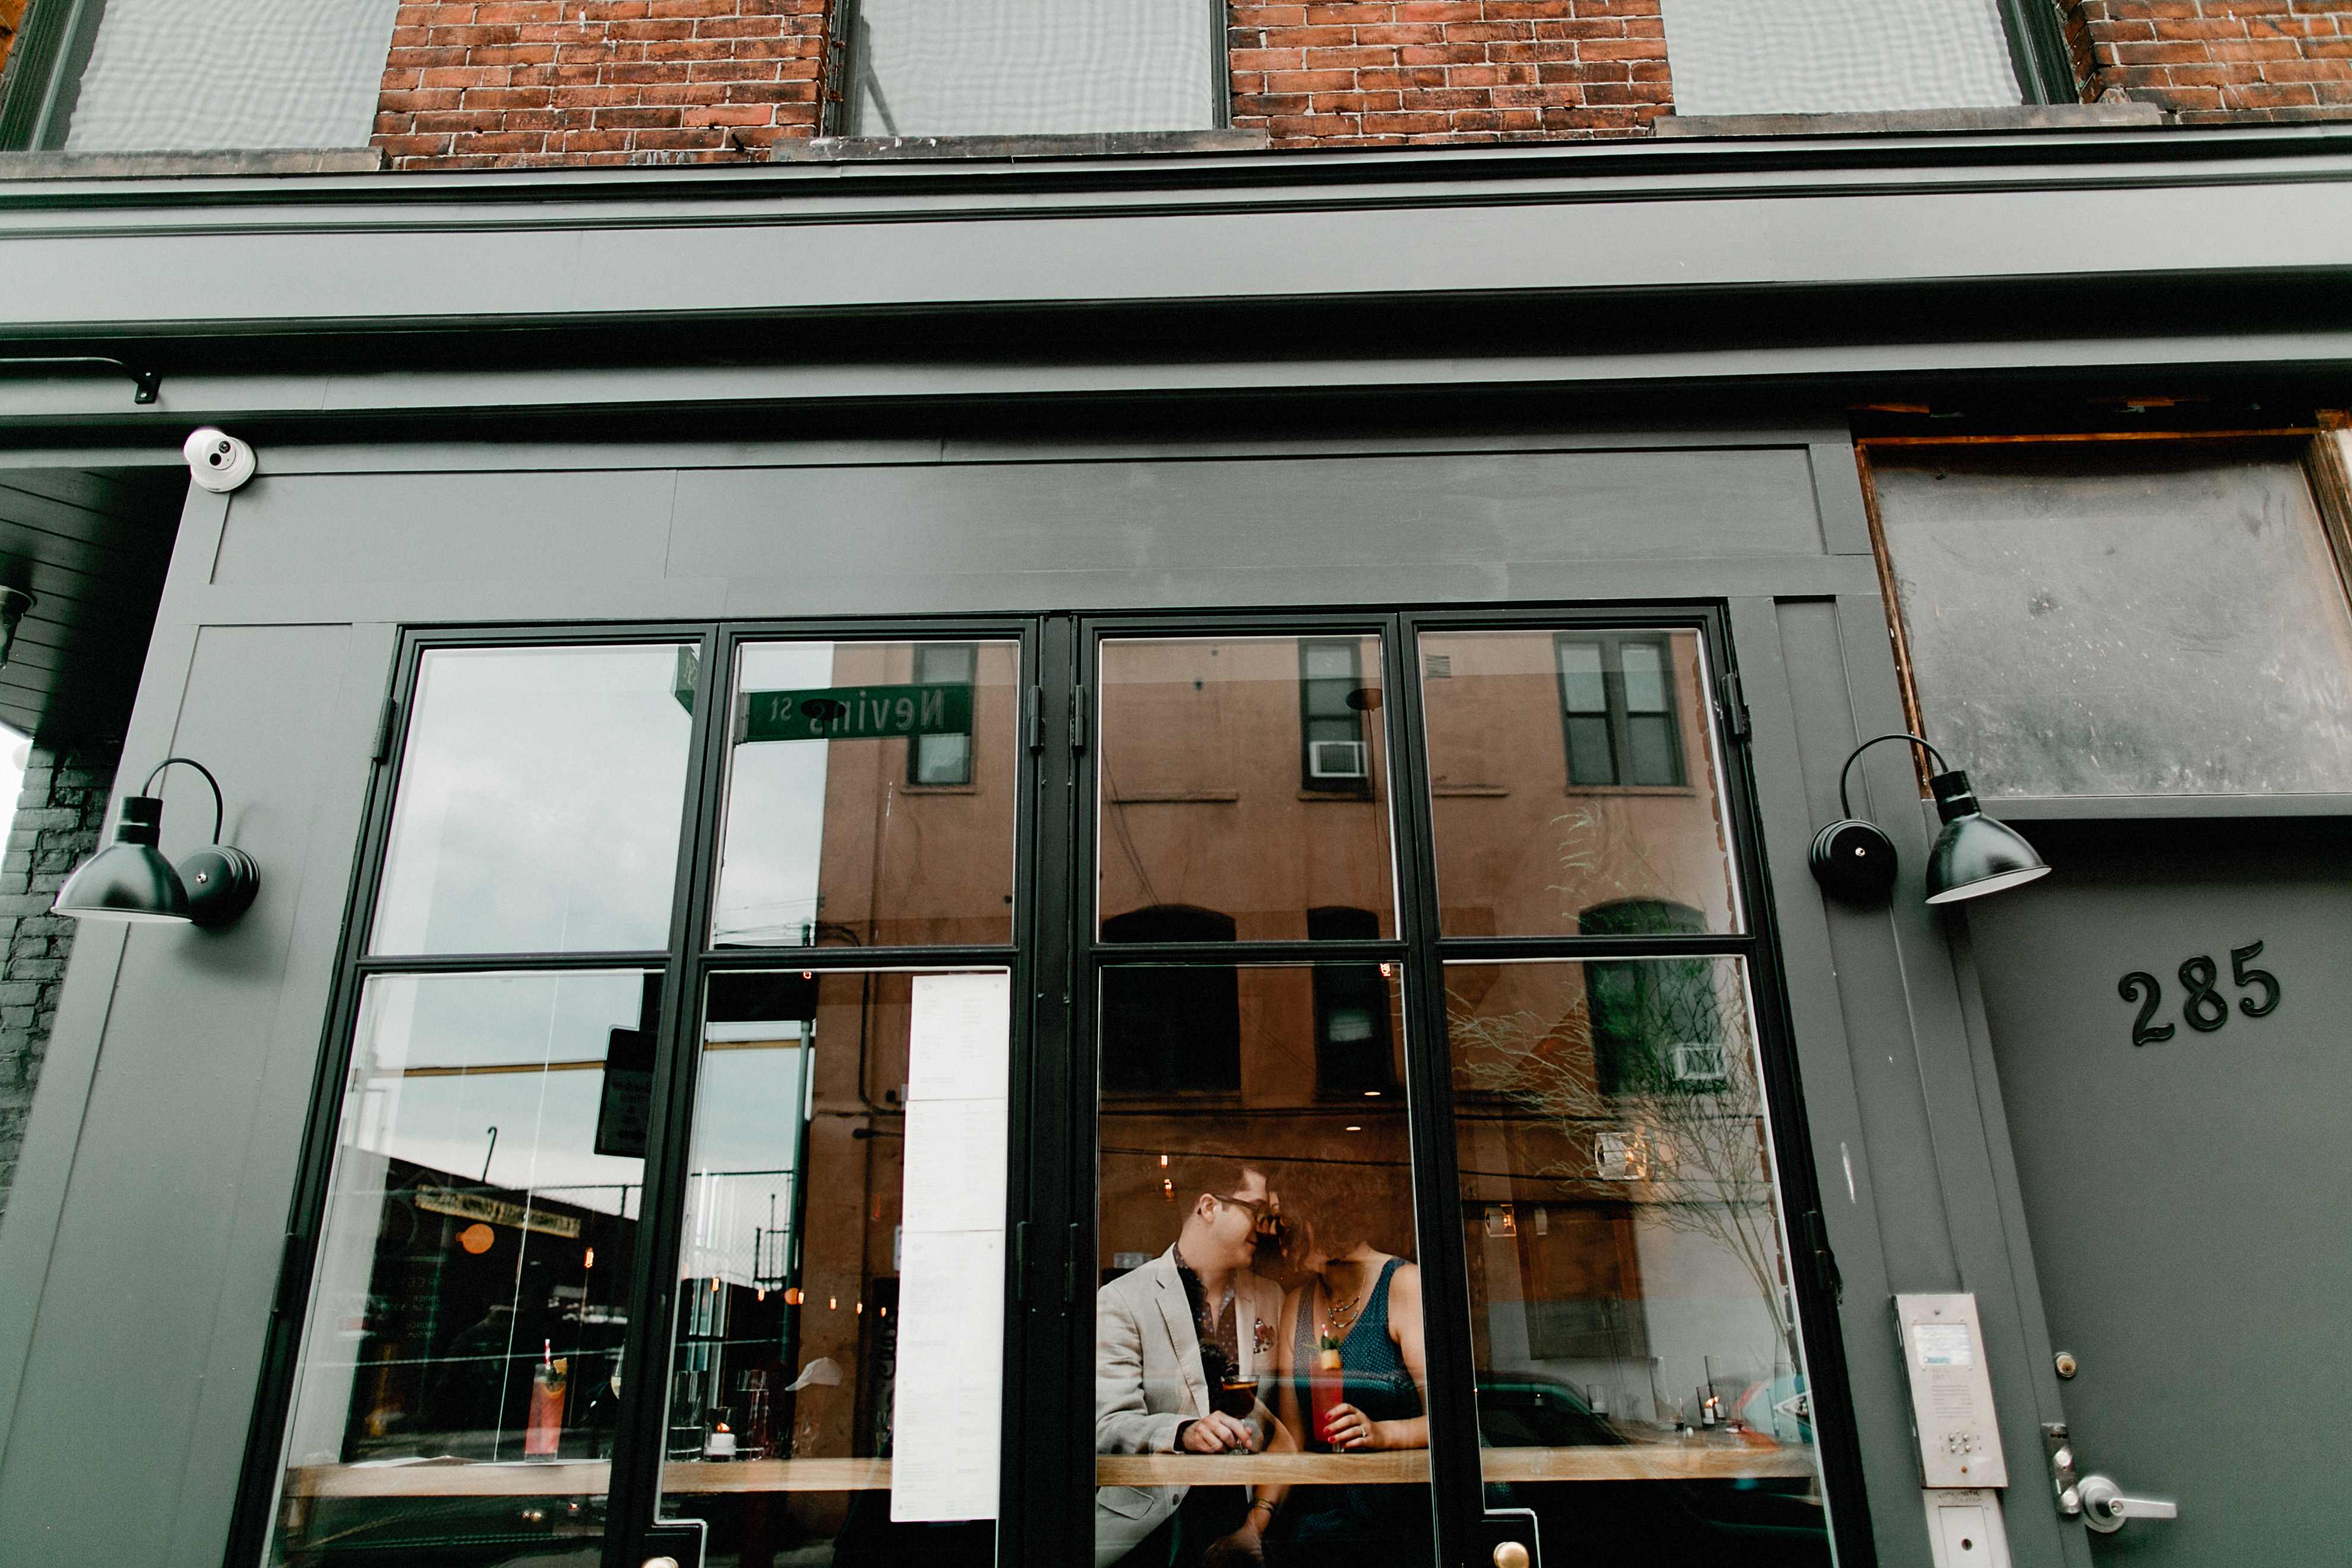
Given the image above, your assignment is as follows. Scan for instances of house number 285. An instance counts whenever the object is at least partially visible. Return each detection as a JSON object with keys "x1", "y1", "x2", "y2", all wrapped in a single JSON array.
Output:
[{"x1": 2117, "y1": 941, "x2": 2280, "y2": 1045}]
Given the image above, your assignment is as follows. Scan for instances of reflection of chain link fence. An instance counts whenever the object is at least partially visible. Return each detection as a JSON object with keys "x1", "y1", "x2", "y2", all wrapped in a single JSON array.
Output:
[{"x1": 1452, "y1": 960, "x2": 1799, "y2": 1369}]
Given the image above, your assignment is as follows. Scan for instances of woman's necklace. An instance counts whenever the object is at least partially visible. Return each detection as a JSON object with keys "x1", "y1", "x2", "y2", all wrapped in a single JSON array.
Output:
[{"x1": 1322, "y1": 1263, "x2": 1372, "y2": 1342}]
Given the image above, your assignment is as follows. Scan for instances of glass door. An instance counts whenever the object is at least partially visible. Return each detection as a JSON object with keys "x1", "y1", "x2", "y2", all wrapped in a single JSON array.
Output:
[{"x1": 1078, "y1": 615, "x2": 1843, "y2": 1568}]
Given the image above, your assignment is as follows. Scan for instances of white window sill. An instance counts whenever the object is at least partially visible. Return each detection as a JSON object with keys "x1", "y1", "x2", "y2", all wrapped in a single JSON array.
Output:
[
  {"x1": 1652, "y1": 103, "x2": 2165, "y2": 139},
  {"x1": 773, "y1": 129, "x2": 1269, "y2": 163},
  {"x1": 0, "y1": 148, "x2": 385, "y2": 179}
]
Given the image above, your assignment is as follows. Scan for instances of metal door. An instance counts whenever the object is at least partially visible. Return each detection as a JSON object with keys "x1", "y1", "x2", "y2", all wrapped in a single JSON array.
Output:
[{"x1": 1964, "y1": 817, "x2": 2352, "y2": 1561}]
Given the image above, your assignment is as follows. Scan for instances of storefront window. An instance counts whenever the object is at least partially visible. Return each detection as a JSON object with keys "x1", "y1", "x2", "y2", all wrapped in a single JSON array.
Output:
[
  {"x1": 267, "y1": 970, "x2": 655, "y2": 1568},
  {"x1": 370, "y1": 644, "x2": 697, "y2": 957},
  {"x1": 1447, "y1": 958, "x2": 1829, "y2": 1559},
  {"x1": 1872, "y1": 444, "x2": 2352, "y2": 796},
  {"x1": 658, "y1": 969, "x2": 1010, "y2": 1566},
  {"x1": 1095, "y1": 965, "x2": 1432, "y2": 1568},
  {"x1": 714, "y1": 640, "x2": 1020, "y2": 948},
  {"x1": 1418, "y1": 629, "x2": 1740, "y2": 938},
  {"x1": 1098, "y1": 634, "x2": 1396, "y2": 943}
]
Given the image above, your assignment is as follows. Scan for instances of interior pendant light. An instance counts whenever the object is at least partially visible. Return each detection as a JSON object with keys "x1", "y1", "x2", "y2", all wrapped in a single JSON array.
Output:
[
  {"x1": 53, "y1": 756, "x2": 260, "y2": 928},
  {"x1": 1810, "y1": 733, "x2": 2048, "y2": 906}
]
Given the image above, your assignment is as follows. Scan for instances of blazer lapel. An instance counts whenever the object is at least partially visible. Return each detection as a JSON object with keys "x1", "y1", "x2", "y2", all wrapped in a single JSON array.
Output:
[{"x1": 1151, "y1": 1253, "x2": 1209, "y2": 1417}]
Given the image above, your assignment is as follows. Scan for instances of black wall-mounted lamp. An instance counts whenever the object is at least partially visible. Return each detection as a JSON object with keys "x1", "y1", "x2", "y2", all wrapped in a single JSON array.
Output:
[
  {"x1": 53, "y1": 757, "x2": 260, "y2": 929},
  {"x1": 1810, "y1": 733, "x2": 2049, "y2": 906}
]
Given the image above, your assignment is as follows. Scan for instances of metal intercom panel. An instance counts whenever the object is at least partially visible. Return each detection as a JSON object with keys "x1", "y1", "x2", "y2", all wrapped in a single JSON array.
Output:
[{"x1": 1894, "y1": 1292, "x2": 2009, "y2": 1488}]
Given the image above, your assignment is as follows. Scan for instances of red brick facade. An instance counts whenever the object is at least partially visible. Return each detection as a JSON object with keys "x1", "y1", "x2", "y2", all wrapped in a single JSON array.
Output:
[
  {"x1": 2068, "y1": 1, "x2": 2352, "y2": 122},
  {"x1": 1228, "y1": 1, "x2": 1670, "y2": 147},
  {"x1": 373, "y1": 1, "x2": 828, "y2": 169},
  {"x1": 366, "y1": 1, "x2": 2352, "y2": 170}
]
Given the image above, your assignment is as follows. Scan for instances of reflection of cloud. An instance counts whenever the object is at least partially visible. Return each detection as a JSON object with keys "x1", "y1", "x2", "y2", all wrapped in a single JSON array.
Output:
[
  {"x1": 346, "y1": 973, "x2": 653, "y2": 1219},
  {"x1": 373, "y1": 647, "x2": 692, "y2": 954}
]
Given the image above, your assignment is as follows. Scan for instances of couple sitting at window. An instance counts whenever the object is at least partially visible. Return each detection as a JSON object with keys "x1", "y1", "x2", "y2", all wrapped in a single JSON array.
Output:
[{"x1": 1095, "y1": 1158, "x2": 1433, "y2": 1568}]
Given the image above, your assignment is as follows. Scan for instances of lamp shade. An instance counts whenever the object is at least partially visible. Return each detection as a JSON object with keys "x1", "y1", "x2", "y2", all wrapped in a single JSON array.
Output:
[
  {"x1": 1923, "y1": 770, "x2": 2050, "y2": 905},
  {"x1": 52, "y1": 796, "x2": 194, "y2": 923}
]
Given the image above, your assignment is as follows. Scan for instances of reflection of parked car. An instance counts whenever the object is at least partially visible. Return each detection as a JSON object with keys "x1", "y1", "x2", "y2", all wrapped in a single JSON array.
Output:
[{"x1": 1477, "y1": 1377, "x2": 1831, "y2": 1567}]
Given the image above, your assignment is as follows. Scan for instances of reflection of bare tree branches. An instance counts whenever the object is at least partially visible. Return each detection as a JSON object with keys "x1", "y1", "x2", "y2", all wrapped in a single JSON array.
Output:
[{"x1": 1451, "y1": 963, "x2": 1798, "y2": 1368}]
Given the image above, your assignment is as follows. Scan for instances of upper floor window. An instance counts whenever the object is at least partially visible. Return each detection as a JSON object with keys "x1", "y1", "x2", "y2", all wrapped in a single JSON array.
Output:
[
  {"x1": 908, "y1": 641, "x2": 977, "y2": 786},
  {"x1": 1659, "y1": 0, "x2": 2027, "y2": 117},
  {"x1": 837, "y1": 0, "x2": 1221, "y2": 138},
  {"x1": 1557, "y1": 633, "x2": 1685, "y2": 789},
  {"x1": 5, "y1": 0, "x2": 400, "y2": 152},
  {"x1": 1299, "y1": 637, "x2": 1371, "y2": 795}
]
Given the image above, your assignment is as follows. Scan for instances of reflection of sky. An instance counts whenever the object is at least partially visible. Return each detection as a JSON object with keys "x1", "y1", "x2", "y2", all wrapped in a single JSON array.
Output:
[
  {"x1": 343, "y1": 972, "x2": 651, "y2": 1218},
  {"x1": 372, "y1": 646, "x2": 693, "y2": 954},
  {"x1": 682, "y1": 1039, "x2": 807, "y2": 1285},
  {"x1": 713, "y1": 643, "x2": 835, "y2": 943}
]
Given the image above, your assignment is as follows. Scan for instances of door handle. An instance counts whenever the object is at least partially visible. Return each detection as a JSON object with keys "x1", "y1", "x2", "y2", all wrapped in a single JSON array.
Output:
[{"x1": 2076, "y1": 1474, "x2": 2179, "y2": 1534}]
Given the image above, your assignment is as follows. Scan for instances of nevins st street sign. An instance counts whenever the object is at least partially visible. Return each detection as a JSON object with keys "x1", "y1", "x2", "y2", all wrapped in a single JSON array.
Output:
[{"x1": 738, "y1": 682, "x2": 973, "y2": 744}]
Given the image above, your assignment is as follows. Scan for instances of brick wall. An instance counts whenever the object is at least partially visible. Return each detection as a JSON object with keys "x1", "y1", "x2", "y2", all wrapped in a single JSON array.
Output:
[
  {"x1": 2069, "y1": 1, "x2": 2352, "y2": 121},
  {"x1": 0, "y1": 742, "x2": 116, "y2": 1226},
  {"x1": 1229, "y1": 1, "x2": 1669, "y2": 147},
  {"x1": 364, "y1": 1, "x2": 2352, "y2": 169},
  {"x1": 373, "y1": 1, "x2": 829, "y2": 169}
]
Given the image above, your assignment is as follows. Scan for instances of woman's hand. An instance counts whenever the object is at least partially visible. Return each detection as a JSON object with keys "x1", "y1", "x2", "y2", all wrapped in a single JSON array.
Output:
[
  {"x1": 1320, "y1": 1402, "x2": 1389, "y2": 1452},
  {"x1": 1205, "y1": 1524, "x2": 1266, "y2": 1566}
]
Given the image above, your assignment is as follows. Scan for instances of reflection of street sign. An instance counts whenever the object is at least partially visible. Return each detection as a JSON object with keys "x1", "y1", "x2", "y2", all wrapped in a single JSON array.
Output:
[
  {"x1": 673, "y1": 646, "x2": 698, "y2": 715},
  {"x1": 737, "y1": 683, "x2": 972, "y2": 744},
  {"x1": 1775, "y1": 1390, "x2": 1811, "y2": 1423},
  {"x1": 417, "y1": 1186, "x2": 583, "y2": 1239}
]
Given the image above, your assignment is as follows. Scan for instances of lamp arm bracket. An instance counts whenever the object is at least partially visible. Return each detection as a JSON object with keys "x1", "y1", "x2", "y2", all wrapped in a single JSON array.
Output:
[
  {"x1": 1836, "y1": 732, "x2": 1949, "y2": 820},
  {"x1": 141, "y1": 756, "x2": 226, "y2": 845}
]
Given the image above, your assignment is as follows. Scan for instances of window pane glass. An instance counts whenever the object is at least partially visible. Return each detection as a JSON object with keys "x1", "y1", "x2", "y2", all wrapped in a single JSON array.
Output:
[
  {"x1": 1874, "y1": 447, "x2": 2352, "y2": 796},
  {"x1": 64, "y1": 0, "x2": 402, "y2": 152},
  {"x1": 266, "y1": 970, "x2": 655, "y2": 1568},
  {"x1": 1096, "y1": 965, "x2": 1432, "y2": 1568},
  {"x1": 1099, "y1": 636, "x2": 1395, "y2": 941},
  {"x1": 849, "y1": 0, "x2": 1216, "y2": 137},
  {"x1": 1422, "y1": 630, "x2": 1739, "y2": 937},
  {"x1": 371, "y1": 645, "x2": 696, "y2": 956},
  {"x1": 660, "y1": 969, "x2": 1010, "y2": 1564},
  {"x1": 1446, "y1": 959, "x2": 1832, "y2": 1561},
  {"x1": 1619, "y1": 642, "x2": 1670, "y2": 715},
  {"x1": 1556, "y1": 641, "x2": 1608, "y2": 713},
  {"x1": 716, "y1": 641, "x2": 1019, "y2": 947},
  {"x1": 1660, "y1": 0, "x2": 2021, "y2": 116}
]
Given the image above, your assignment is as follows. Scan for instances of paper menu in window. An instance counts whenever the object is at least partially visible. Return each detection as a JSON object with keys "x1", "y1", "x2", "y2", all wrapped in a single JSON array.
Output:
[
  {"x1": 892, "y1": 1228, "x2": 1004, "y2": 1521},
  {"x1": 906, "y1": 971, "x2": 1011, "y2": 1101},
  {"x1": 892, "y1": 972, "x2": 1010, "y2": 1522},
  {"x1": 900, "y1": 1098, "x2": 1007, "y2": 1235}
]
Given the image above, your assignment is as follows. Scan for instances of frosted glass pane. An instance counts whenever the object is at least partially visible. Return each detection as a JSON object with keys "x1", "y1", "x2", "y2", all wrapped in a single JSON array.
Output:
[
  {"x1": 1875, "y1": 447, "x2": 2352, "y2": 796},
  {"x1": 849, "y1": 0, "x2": 1216, "y2": 137},
  {"x1": 1661, "y1": 0, "x2": 2022, "y2": 116},
  {"x1": 65, "y1": 0, "x2": 399, "y2": 152}
]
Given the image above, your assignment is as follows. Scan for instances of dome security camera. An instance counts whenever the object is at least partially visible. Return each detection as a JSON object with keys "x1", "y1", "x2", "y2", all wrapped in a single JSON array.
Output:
[{"x1": 183, "y1": 428, "x2": 256, "y2": 493}]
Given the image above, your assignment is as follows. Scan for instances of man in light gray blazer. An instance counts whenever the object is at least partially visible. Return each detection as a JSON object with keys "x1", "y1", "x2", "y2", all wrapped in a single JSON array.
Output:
[{"x1": 1095, "y1": 1159, "x2": 1286, "y2": 1568}]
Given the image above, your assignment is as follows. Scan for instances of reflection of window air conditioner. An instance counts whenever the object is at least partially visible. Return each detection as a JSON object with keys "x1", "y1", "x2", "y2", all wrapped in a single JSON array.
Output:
[
  {"x1": 1308, "y1": 739, "x2": 1369, "y2": 780},
  {"x1": 1670, "y1": 1043, "x2": 1728, "y2": 1082}
]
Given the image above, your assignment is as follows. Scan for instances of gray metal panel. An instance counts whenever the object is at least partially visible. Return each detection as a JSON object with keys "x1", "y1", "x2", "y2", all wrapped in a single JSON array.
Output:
[
  {"x1": 671, "y1": 447, "x2": 1826, "y2": 601},
  {"x1": 0, "y1": 128, "x2": 2348, "y2": 338},
  {"x1": 0, "y1": 620, "x2": 364, "y2": 1562},
  {"x1": 210, "y1": 469, "x2": 678, "y2": 587}
]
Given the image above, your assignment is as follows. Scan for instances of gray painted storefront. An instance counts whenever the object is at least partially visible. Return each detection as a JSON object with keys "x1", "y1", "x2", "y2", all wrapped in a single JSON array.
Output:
[{"x1": 0, "y1": 124, "x2": 2346, "y2": 1568}]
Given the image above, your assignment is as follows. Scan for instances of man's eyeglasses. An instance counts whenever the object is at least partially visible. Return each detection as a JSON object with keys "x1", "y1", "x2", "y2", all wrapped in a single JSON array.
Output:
[{"x1": 1210, "y1": 1193, "x2": 1272, "y2": 1225}]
